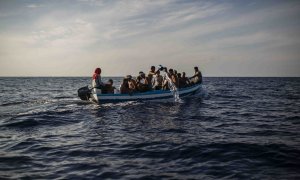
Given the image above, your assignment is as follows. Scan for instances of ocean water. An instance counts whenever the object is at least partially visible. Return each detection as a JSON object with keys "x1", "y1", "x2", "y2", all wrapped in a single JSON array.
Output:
[{"x1": 0, "y1": 77, "x2": 299, "y2": 179}]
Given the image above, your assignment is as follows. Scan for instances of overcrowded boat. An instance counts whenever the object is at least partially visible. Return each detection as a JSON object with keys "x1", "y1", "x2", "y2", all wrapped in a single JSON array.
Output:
[{"x1": 78, "y1": 65, "x2": 203, "y2": 104}]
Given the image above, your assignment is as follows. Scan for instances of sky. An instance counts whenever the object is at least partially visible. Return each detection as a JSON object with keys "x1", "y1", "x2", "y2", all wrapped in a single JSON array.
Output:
[{"x1": 0, "y1": 0, "x2": 299, "y2": 77}]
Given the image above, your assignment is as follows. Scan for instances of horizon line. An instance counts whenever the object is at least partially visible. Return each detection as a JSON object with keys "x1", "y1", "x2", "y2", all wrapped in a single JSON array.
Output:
[{"x1": 0, "y1": 76, "x2": 299, "y2": 78}]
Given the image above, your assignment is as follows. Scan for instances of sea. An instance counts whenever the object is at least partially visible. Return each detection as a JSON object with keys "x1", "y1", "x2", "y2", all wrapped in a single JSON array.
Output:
[{"x1": 0, "y1": 77, "x2": 299, "y2": 179}]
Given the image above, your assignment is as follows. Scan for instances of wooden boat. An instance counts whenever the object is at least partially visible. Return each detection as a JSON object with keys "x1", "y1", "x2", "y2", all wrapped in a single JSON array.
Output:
[{"x1": 78, "y1": 83, "x2": 202, "y2": 104}]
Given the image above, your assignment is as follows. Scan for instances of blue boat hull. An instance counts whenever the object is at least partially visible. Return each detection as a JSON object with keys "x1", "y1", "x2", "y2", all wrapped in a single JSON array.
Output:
[{"x1": 90, "y1": 84, "x2": 202, "y2": 104}]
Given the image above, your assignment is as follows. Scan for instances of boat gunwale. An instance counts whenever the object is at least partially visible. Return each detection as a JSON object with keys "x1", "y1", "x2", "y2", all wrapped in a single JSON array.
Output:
[{"x1": 97, "y1": 83, "x2": 201, "y2": 97}]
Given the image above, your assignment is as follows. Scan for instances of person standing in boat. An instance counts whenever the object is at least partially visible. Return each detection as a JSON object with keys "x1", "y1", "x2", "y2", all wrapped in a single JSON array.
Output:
[
  {"x1": 92, "y1": 68, "x2": 105, "y2": 89},
  {"x1": 148, "y1": 66, "x2": 156, "y2": 77},
  {"x1": 190, "y1": 66, "x2": 202, "y2": 84}
]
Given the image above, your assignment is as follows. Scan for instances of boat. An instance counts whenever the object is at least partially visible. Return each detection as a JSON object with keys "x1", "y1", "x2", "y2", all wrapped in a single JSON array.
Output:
[{"x1": 78, "y1": 83, "x2": 202, "y2": 104}]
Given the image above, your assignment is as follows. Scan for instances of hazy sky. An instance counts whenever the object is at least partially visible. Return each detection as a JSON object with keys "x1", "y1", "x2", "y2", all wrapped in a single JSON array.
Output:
[{"x1": 0, "y1": 0, "x2": 299, "y2": 77}]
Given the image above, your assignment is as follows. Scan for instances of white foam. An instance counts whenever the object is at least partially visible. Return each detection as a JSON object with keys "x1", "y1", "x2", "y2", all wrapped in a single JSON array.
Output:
[{"x1": 162, "y1": 72, "x2": 183, "y2": 103}]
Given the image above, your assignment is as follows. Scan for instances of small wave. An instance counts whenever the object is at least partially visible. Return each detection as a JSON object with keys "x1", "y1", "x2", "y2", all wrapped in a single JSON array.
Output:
[
  {"x1": 54, "y1": 96, "x2": 75, "y2": 99},
  {"x1": 0, "y1": 155, "x2": 33, "y2": 165},
  {"x1": 1, "y1": 117, "x2": 75, "y2": 128},
  {"x1": 15, "y1": 108, "x2": 74, "y2": 117},
  {"x1": 1, "y1": 108, "x2": 77, "y2": 128},
  {"x1": 238, "y1": 130, "x2": 297, "y2": 137},
  {"x1": 54, "y1": 96, "x2": 74, "y2": 99},
  {"x1": 286, "y1": 116, "x2": 300, "y2": 122},
  {"x1": 214, "y1": 94, "x2": 242, "y2": 99},
  {"x1": 0, "y1": 101, "x2": 29, "y2": 106},
  {"x1": 162, "y1": 128, "x2": 187, "y2": 133},
  {"x1": 2, "y1": 119, "x2": 40, "y2": 128},
  {"x1": 6, "y1": 140, "x2": 37, "y2": 151},
  {"x1": 95, "y1": 171, "x2": 126, "y2": 179},
  {"x1": 0, "y1": 99, "x2": 56, "y2": 107},
  {"x1": 99, "y1": 101, "x2": 143, "y2": 108}
]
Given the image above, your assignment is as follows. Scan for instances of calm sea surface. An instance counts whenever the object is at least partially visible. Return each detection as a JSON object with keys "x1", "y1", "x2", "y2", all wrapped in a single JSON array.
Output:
[{"x1": 0, "y1": 77, "x2": 299, "y2": 179}]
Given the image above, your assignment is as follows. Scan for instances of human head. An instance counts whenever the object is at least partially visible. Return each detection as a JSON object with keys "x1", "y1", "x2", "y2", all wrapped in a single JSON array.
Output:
[
  {"x1": 151, "y1": 66, "x2": 155, "y2": 72},
  {"x1": 108, "y1": 79, "x2": 113, "y2": 85},
  {"x1": 94, "y1": 68, "x2": 101, "y2": 74},
  {"x1": 194, "y1": 66, "x2": 199, "y2": 72},
  {"x1": 169, "y1": 68, "x2": 174, "y2": 74},
  {"x1": 141, "y1": 73, "x2": 146, "y2": 78},
  {"x1": 122, "y1": 78, "x2": 128, "y2": 84},
  {"x1": 177, "y1": 73, "x2": 181, "y2": 78},
  {"x1": 182, "y1": 72, "x2": 186, "y2": 77},
  {"x1": 126, "y1": 75, "x2": 132, "y2": 80},
  {"x1": 174, "y1": 70, "x2": 177, "y2": 75}
]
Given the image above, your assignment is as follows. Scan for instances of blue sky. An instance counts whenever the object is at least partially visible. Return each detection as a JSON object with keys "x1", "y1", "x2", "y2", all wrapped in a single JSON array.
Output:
[{"x1": 0, "y1": 0, "x2": 299, "y2": 76}]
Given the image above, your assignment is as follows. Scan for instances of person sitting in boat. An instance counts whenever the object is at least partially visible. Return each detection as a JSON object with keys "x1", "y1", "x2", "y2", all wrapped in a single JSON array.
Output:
[
  {"x1": 162, "y1": 76, "x2": 169, "y2": 90},
  {"x1": 136, "y1": 72, "x2": 149, "y2": 92},
  {"x1": 168, "y1": 68, "x2": 179, "y2": 88},
  {"x1": 120, "y1": 78, "x2": 132, "y2": 94},
  {"x1": 181, "y1": 72, "x2": 190, "y2": 87},
  {"x1": 127, "y1": 75, "x2": 137, "y2": 92},
  {"x1": 177, "y1": 73, "x2": 184, "y2": 88},
  {"x1": 92, "y1": 67, "x2": 105, "y2": 89},
  {"x1": 102, "y1": 79, "x2": 115, "y2": 94},
  {"x1": 146, "y1": 74, "x2": 154, "y2": 90},
  {"x1": 174, "y1": 70, "x2": 178, "y2": 76},
  {"x1": 161, "y1": 67, "x2": 170, "y2": 90},
  {"x1": 153, "y1": 70, "x2": 163, "y2": 90},
  {"x1": 189, "y1": 66, "x2": 202, "y2": 84}
]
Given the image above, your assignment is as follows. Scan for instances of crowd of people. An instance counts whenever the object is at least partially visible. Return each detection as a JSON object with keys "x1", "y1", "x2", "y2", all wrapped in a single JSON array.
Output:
[{"x1": 92, "y1": 66, "x2": 202, "y2": 94}]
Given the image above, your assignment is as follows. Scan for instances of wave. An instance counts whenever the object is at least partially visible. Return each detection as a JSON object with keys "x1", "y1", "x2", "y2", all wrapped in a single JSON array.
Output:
[
  {"x1": 1, "y1": 108, "x2": 77, "y2": 128},
  {"x1": 0, "y1": 99, "x2": 53, "y2": 107},
  {"x1": 0, "y1": 101, "x2": 28, "y2": 107}
]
